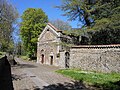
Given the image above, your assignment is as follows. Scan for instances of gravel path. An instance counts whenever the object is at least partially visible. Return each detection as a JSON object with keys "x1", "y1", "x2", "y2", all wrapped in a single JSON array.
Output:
[
  {"x1": 12, "y1": 65, "x2": 37, "y2": 90},
  {"x1": 11, "y1": 58, "x2": 74, "y2": 90},
  {"x1": 12, "y1": 58, "x2": 89, "y2": 90}
]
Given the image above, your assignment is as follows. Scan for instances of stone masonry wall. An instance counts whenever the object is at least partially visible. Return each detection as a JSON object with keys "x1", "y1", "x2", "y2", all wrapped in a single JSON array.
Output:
[
  {"x1": 59, "y1": 51, "x2": 66, "y2": 68},
  {"x1": 37, "y1": 42, "x2": 59, "y2": 66},
  {"x1": 69, "y1": 45, "x2": 120, "y2": 73}
]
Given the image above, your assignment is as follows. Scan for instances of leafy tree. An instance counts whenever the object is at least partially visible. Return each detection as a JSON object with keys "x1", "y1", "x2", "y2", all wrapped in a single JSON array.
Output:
[
  {"x1": 20, "y1": 8, "x2": 48, "y2": 58},
  {"x1": 15, "y1": 41, "x2": 24, "y2": 56},
  {"x1": 50, "y1": 19, "x2": 72, "y2": 30},
  {"x1": 0, "y1": 0, "x2": 18, "y2": 52},
  {"x1": 56, "y1": 0, "x2": 95, "y2": 27},
  {"x1": 57, "y1": 0, "x2": 120, "y2": 44},
  {"x1": 88, "y1": 0, "x2": 120, "y2": 44},
  {"x1": 93, "y1": 0, "x2": 120, "y2": 20},
  {"x1": 57, "y1": 0, "x2": 120, "y2": 27}
]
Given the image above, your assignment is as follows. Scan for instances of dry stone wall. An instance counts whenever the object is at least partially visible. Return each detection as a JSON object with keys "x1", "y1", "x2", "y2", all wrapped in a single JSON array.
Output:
[{"x1": 69, "y1": 45, "x2": 120, "y2": 73}]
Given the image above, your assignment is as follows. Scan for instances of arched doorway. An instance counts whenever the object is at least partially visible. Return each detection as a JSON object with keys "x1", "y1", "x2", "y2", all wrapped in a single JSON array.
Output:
[
  {"x1": 50, "y1": 56, "x2": 53, "y2": 65},
  {"x1": 65, "y1": 52, "x2": 70, "y2": 68},
  {"x1": 41, "y1": 54, "x2": 44, "y2": 64}
]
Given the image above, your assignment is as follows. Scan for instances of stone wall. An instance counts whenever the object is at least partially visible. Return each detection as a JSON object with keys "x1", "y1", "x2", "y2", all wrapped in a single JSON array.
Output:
[
  {"x1": 69, "y1": 45, "x2": 120, "y2": 73},
  {"x1": 37, "y1": 24, "x2": 61, "y2": 66},
  {"x1": 0, "y1": 56, "x2": 14, "y2": 90},
  {"x1": 37, "y1": 42, "x2": 60, "y2": 66},
  {"x1": 59, "y1": 51, "x2": 66, "y2": 68}
]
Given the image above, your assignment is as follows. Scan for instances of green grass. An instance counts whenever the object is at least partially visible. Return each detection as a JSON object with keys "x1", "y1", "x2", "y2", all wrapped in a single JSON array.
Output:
[
  {"x1": 20, "y1": 55, "x2": 37, "y2": 61},
  {"x1": 20, "y1": 56, "x2": 30, "y2": 61},
  {"x1": 56, "y1": 69, "x2": 120, "y2": 90}
]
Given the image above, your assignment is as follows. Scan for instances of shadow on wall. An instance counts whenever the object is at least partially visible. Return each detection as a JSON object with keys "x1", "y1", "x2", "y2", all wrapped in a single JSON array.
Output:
[{"x1": 0, "y1": 56, "x2": 14, "y2": 90}]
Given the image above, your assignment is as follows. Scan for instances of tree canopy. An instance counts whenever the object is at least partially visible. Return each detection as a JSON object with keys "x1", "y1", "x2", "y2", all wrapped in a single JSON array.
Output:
[
  {"x1": 56, "y1": 0, "x2": 95, "y2": 27},
  {"x1": 20, "y1": 8, "x2": 48, "y2": 58},
  {"x1": 57, "y1": 0, "x2": 120, "y2": 44},
  {"x1": 88, "y1": 0, "x2": 120, "y2": 44},
  {"x1": 0, "y1": 0, "x2": 18, "y2": 51}
]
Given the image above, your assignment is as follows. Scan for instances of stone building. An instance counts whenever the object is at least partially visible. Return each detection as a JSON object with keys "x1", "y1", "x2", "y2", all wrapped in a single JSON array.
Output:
[
  {"x1": 37, "y1": 23, "x2": 120, "y2": 73},
  {"x1": 37, "y1": 23, "x2": 71, "y2": 67}
]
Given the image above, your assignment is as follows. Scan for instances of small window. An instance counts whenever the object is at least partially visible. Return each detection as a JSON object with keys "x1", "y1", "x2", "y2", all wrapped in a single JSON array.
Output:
[{"x1": 41, "y1": 49, "x2": 44, "y2": 53}]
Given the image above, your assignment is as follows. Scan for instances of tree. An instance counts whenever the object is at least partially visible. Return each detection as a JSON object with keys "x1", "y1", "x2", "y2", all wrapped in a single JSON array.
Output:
[
  {"x1": 57, "y1": 0, "x2": 120, "y2": 27},
  {"x1": 88, "y1": 0, "x2": 120, "y2": 44},
  {"x1": 20, "y1": 8, "x2": 48, "y2": 58},
  {"x1": 56, "y1": 0, "x2": 95, "y2": 27},
  {"x1": 50, "y1": 19, "x2": 72, "y2": 30},
  {"x1": 0, "y1": 0, "x2": 18, "y2": 52},
  {"x1": 57, "y1": 0, "x2": 120, "y2": 44}
]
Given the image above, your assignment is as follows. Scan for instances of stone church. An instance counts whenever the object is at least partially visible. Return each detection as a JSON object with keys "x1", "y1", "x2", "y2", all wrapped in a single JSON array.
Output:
[{"x1": 37, "y1": 23, "x2": 71, "y2": 68}]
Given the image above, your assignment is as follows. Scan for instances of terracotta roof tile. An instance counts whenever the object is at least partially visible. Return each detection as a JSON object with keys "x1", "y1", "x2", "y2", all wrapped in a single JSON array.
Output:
[{"x1": 47, "y1": 23, "x2": 62, "y2": 32}]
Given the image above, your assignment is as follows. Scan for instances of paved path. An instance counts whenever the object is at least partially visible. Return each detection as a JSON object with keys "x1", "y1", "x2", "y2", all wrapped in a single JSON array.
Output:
[{"x1": 12, "y1": 58, "x2": 75, "y2": 90}]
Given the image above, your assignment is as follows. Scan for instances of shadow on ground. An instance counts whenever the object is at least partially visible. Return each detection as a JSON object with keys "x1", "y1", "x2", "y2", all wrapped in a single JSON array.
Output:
[
  {"x1": 33, "y1": 81, "x2": 89, "y2": 90},
  {"x1": 12, "y1": 74, "x2": 27, "y2": 81},
  {"x1": 89, "y1": 80, "x2": 120, "y2": 90},
  {"x1": 15, "y1": 63, "x2": 37, "y2": 68},
  {"x1": 32, "y1": 80, "x2": 120, "y2": 90}
]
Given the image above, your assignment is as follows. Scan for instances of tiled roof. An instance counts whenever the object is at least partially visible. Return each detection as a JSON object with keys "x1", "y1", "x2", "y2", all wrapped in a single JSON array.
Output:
[{"x1": 47, "y1": 23, "x2": 62, "y2": 32}]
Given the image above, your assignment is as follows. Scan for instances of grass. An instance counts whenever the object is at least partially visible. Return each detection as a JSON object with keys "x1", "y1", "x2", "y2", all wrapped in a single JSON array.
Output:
[
  {"x1": 20, "y1": 55, "x2": 37, "y2": 61},
  {"x1": 20, "y1": 56, "x2": 30, "y2": 61},
  {"x1": 56, "y1": 69, "x2": 120, "y2": 90}
]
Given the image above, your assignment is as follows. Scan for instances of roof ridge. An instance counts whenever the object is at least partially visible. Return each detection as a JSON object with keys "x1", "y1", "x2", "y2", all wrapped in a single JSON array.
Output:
[{"x1": 47, "y1": 23, "x2": 62, "y2": 32}]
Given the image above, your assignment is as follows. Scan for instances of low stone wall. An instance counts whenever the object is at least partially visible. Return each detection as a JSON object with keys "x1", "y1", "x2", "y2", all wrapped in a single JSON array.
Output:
[
  {"x1": 0, "y1": 56, "x2": 14, "y2": 90},
  {"x1": 69, "y1": 45, "x2": 120, "y2": 73}
]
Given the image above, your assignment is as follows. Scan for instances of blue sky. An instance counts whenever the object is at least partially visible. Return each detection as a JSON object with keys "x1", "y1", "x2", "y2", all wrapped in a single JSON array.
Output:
[{"x1": 11, "y1": 0, "x2": 80, "y2": 28}]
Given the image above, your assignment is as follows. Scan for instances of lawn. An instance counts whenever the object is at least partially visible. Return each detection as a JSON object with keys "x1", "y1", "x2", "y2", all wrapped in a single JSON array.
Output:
[{"x1": 56, "y1": 69, "x2": 120, "y2": 90}]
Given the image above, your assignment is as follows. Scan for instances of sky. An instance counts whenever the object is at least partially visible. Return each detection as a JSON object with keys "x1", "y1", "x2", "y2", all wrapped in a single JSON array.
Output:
[{"x1": 11, "y1": 0, "x2": 80, "y2": 28}]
